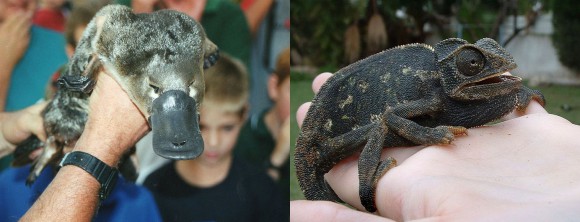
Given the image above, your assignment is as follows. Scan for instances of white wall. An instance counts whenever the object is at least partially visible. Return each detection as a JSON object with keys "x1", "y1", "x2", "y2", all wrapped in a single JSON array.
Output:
[{"x1": 501, "y1": 12, "x2": 580, "y2": 85}]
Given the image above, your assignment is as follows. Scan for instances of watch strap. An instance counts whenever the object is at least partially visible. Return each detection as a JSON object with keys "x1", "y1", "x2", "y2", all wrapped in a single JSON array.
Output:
[{"x1": 59, "y1": 151, "x2": 118, "y2": 201}]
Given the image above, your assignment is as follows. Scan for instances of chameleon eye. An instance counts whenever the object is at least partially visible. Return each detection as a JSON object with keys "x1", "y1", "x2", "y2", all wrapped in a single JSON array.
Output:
[{"x1": 456, "y1": 48, "x2": 485, "y2": 76}]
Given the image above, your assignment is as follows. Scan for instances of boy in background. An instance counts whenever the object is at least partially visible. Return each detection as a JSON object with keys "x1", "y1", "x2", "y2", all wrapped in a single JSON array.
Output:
[
  {"x1": 144, "y1": 54, "x2": 286, "y2": 222},
  {"x1": 234, "y1": 47, "x2": 290, "y2": 198}
]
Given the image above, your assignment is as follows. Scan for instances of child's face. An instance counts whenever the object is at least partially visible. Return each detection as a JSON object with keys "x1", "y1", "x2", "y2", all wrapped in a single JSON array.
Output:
[{"x1": 197, "y1": 103, "x2": 243, "y2": 166}]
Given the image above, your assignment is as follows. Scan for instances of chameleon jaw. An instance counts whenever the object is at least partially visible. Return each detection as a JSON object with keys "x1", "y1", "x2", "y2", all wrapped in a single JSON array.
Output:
[
  {"x1": 464, "y1": 72, "x2": 521, "y2": 88},
  {"x1": 454, "y1": 72, "x2": 522, "y2": 100}
]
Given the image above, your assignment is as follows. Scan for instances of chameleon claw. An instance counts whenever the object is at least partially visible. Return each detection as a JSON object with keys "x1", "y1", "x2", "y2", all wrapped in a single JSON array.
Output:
[{"x1": 448, "y1": 126, "x2": 468, "y2": 136}]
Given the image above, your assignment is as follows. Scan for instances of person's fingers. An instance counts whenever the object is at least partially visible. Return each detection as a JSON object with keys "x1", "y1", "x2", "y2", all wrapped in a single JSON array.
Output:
[
  {"x1": 290, "y1": 200, "x2": 393, "y2": 222},
  {"x1": 26, "y1": 0, "x2": 36, "y2": 16},
  {"x1": 26, "y1": 101, "x2": 47, "y2": 114},
  {"x1": 296, "y1": 102, "x2": 311, "y2": 128},
  {"x1": 88, "y1": 72, "x2": 149, "y2": 148},
  {"x1": 2, "y1": 12, "x2": 22, "y2": 31},
  {"x1": 296, "y1": 73, "x2": 333, "y2": 128},
  {"x1": 24, "y1": 102, "x2": 48, "y2": 140},
  {"x1": 27, "y1": 114, "x2": 46, "y2": 141},
  {"x1": 312, "y1": 72, "x2": 332, "y2": 94},
  {"x1": 322, "y1": 144, "x2": 423, "y2": 212},
  {"x1": 14, "y1": 14, "x2": 32, "y2": 37},
  {"x1": 29, "y1": 117, "x2": 46, "y2": 142}
]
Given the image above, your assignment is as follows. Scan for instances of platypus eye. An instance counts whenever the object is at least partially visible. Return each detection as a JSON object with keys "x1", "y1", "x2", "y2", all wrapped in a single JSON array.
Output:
[
  {"x1": 456, "y1": 47, "x2": 485, "y2": 76},
  {"x1": 149, "y1": 84, "x2": 160, "y2": 94}
]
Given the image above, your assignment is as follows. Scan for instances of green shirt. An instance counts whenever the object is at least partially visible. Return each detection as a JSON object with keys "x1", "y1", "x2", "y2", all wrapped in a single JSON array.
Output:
[
  {"x1": 113, "y1": 0, "x2": 251, "y2": 68},
  {"x1": 234, "y1": 109, "x2": 290, "y2": 199}
]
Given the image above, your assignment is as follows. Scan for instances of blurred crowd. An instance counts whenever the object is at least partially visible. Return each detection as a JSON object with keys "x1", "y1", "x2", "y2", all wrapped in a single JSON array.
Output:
[{"x1": 0, "y1": 0, "x2": 289, "y2": 221}]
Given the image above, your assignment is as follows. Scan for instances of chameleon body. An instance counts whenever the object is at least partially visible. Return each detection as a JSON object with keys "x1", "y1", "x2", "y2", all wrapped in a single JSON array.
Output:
[
  {"x1": 13, "y1": 5, "x2": 219, "y2": 184},
  {"x1": 295, "y1": 38, "x2": 545, "y2": 212}
]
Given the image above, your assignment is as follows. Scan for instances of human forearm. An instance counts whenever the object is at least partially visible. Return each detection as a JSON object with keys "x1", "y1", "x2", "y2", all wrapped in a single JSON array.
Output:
[
  {"x1": 270, "y1": 117, "x2": 290, "y2": 167},
  {"x1": 22, "y1": 72, "x2": 148, "y2": 220},
  {"x1": 270, "y1": 141, "x2": 289, "y2": 168},
  {"x1": 0, "y1": 69, "x2": 12, "y2": 111},
  {"x1": 268, "y1": 116, "x2": 290, "y2": 180},
  {"x1": 73, "y1": 72, "x2": 149, "y2": 166},
  {"x1": 267, "y1": 141, "x2": 289, "y2": 181},
  {"x1": 0, "y1": 11, "x2": 32, "y2": 111},
  {"x1": 21, "y1": 120, "x2": 143, "y2": 221},
  {"x1": 0, "y1": 112, "x2": 15, "y2": 158},
  {"x1": 21, "y1": 164, "x2": 102, "y2": 221}
]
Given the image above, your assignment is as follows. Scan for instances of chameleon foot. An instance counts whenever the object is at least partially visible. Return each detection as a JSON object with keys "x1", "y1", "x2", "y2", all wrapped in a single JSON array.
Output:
[
  {"x1": 447, "y1": 126, "x2": 468, "y2": 135},
  {"x1": 516, "y1": 86, "x2": 545, "y2": 111}
]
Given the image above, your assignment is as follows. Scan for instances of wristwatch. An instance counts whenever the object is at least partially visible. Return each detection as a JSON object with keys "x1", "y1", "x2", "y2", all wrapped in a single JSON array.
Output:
[{"x1": 59, "y1": 151, "x2": 119, "y2": 201}]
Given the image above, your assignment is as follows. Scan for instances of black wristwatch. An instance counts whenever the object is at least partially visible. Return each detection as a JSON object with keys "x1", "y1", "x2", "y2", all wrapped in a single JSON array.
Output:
[{"x1": 59, "y1": 151, "x2": 119, "y2": 201}]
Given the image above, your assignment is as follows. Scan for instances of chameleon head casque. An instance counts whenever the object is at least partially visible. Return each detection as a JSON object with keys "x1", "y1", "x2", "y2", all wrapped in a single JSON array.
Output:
[
  {"x1": 435, "y1": 38, "x2": 521, "y2": 101},
  {"x1": 61, "y1": 5, "x2": 219, "y2": 159}
]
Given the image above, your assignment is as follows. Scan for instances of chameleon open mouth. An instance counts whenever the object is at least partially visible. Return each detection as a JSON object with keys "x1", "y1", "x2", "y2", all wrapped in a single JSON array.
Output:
[
  {"x1": 149, "y1": 90, "x2": 204, "y2": 160},
  {"x1": 464, "y1": 72, "x2": 521, "y2": 89},
  {"x1": 455, "y1": 72, "x2": 522, "y2": 100}
]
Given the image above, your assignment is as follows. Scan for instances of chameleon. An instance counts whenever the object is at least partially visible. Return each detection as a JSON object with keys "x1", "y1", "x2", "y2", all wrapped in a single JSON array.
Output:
[
  {"x1": 12, "y1": 5, "x2": 219, "y2": 184},
  {"x1": 294, "y1": 38, "x2": 545, "y2": 212}
]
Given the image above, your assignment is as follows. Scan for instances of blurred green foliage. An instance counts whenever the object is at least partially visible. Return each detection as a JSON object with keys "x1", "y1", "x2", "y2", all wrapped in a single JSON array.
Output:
[
  {"x1": 290, "y1": 0, "x2": 362, "y2": 69},
  {"x1": 552, "y1": 0, "x2": 580, "y2": 72},
  {"x1": 291, "y1": 0, "x2": 554, "y2": 71}
]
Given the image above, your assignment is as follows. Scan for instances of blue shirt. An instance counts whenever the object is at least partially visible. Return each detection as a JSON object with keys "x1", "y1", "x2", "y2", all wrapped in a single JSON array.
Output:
[
  {"x1": 5, "y1": 25, "x2": 68, "y2": 111},
  {"x1": 0, "y1": 165, "x2": 162, "y2": 222}
]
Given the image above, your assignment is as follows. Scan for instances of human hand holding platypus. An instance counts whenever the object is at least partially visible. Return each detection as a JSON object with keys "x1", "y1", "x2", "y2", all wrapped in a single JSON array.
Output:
[
  {"x1": 72, "y1": 71, "x2": 150, "y2": 166},
  {"x1": 20, "y1": 69, "x2": 149, "y2": 221}
]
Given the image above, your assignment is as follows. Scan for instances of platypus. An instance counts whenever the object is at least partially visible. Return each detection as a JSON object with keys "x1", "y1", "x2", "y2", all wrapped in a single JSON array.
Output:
[{"x1": 12, "y1": 5, "x2": 219, "y2": 184}]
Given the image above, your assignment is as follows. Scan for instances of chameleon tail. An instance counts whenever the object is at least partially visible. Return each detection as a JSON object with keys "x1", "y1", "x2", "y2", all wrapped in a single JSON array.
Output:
[{"x1": 294, "y1": 140, "x2": 342, "y2": 202}]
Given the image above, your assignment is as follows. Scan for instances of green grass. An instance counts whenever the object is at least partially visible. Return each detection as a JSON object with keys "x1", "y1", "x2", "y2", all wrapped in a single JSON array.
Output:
[
  {"x1": 290, "y1": 80, "x2": 314, "y2": 200},
  {"x1": 532, "y1": 84, "x2": 580, "y2": 124},
  {"x1": 289, "y1": 78, "x2": 580, "y2": 200}
]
